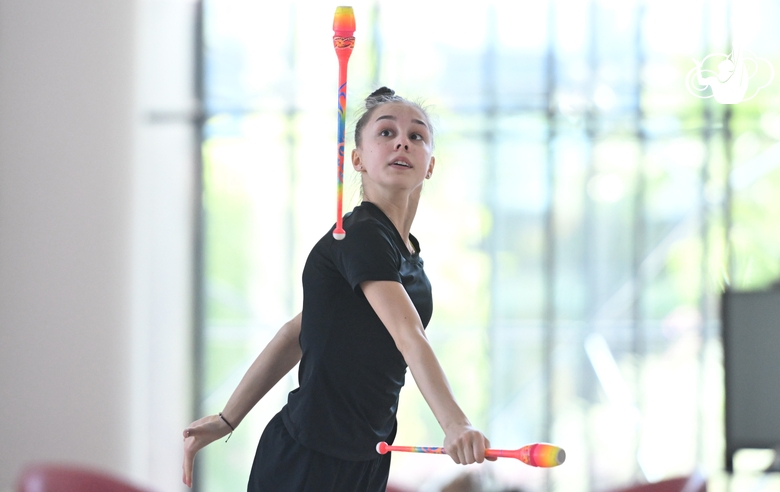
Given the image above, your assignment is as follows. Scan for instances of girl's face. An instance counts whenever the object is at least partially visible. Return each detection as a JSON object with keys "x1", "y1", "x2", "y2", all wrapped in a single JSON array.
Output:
[{"x1": 352, "y1": 102, "x2": 435, "y2": 195}]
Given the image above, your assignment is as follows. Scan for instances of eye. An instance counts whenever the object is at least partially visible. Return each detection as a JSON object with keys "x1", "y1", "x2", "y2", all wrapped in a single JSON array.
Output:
[
  {"x1": 410, "y1": 133, "x2": 424, "y2": 141},
  {"x1": 379, "y1": 129, "x2": 393, "y2": 137}
]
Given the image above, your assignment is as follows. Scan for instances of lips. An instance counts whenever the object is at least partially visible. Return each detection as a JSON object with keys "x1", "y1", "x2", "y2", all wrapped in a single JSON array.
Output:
[{"x1": 389, "y1": 159, "x2": 412, "y2": 168}]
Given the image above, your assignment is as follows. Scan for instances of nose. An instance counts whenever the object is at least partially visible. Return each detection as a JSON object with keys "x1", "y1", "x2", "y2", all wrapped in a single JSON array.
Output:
[{"x1": 395, "y1": 141, "x2": 409, "y2": 151}]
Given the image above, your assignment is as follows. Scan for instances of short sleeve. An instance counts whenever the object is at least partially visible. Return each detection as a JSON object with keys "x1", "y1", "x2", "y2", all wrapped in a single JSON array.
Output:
[{"x1": 332, "y1": 219, "x2": 402, "y2": 291}]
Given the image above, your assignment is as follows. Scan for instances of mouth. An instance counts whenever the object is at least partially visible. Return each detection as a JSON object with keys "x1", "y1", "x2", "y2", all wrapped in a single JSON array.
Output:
[{"x1": 389, "y1": 160, "x2": 412, "y2": 169}]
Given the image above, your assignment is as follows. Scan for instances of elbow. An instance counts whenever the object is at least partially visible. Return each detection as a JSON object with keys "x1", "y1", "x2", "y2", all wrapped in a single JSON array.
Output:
[
  {"x1": 394, "y1": 326, "x2": 430, "y2": 361},
  {"x1": 281, "y1": 314, "x2": 302, "y2": 339},
  {"x1": 280, "y1": 318, "x2": 302, "y2": 354}
]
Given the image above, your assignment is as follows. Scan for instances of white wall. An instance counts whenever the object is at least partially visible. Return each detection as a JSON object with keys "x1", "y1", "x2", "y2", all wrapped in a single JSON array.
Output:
[
  {"x1": 131, "y1": 1, "x2": 198, "y2": 490},
  {"x1": 0, "y1": 1, "x2": 196, "y2": 491}
]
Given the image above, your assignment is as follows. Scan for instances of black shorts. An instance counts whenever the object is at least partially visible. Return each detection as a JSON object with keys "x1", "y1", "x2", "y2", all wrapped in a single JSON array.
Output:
[{"x1": 247, "y1": 412, "x2": 392, "y2": 492}]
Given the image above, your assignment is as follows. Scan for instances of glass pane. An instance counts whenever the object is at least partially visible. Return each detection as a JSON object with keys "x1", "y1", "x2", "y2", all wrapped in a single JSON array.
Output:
[{"x1": 199, "y1": 0, "x2": 780, "y2": 490}]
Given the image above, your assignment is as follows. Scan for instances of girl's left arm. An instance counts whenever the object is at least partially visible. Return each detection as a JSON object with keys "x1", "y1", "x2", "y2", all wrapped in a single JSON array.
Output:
[{"x1": 361, "y1": 280, "x2": 494, "y2": 465}]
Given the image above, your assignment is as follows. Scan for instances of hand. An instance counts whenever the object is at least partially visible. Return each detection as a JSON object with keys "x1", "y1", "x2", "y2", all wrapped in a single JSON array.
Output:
[
  {"x1": 182, "y1": 414, "x2": 233, "y2": 487},
  {"x1": 443, "y1": 424, "x2": 497, "y2": 465}
]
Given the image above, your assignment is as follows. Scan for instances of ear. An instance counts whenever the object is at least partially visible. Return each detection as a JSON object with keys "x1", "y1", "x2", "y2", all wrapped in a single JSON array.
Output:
[
  {"x1": 352, "y1": 148, "x2": 364, "y2": 172},
  {"x1": 425, "y1": 155, "x2": 435, "y2": 179}
]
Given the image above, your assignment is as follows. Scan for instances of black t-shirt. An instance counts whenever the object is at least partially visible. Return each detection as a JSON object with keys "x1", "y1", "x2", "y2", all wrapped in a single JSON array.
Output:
[{"x1": 281, "y1": 201, "x2": 434, "y2": 461}]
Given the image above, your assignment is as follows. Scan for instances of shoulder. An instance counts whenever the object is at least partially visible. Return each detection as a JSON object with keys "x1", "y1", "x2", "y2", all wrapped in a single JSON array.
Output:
[
  {"x1": 334, "y1": 218, "x2": 397, "y2": 258},
  {"x1": 338, "y1": 204, "x2": 398, "y2": 249},
  {"x1": 327, "y1": 210, "x2": 405, "y2": 288}
]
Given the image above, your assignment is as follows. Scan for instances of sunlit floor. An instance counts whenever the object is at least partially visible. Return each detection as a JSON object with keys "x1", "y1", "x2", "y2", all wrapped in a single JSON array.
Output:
[{"x1": 384, "y1": 450, "x2": 780, "y2": 492}]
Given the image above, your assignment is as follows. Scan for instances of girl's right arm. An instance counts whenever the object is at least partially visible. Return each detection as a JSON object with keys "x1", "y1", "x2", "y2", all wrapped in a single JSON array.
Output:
[
  {"x1": 360, "y1": 281, "x2": 493, "y2": 465},
  {"x1": 182, "y1": 312, "x2": 302, "y2": 488}
]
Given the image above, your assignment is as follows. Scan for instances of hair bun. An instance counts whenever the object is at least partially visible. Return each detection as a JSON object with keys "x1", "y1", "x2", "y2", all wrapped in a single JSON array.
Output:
[
  {"x1": 365, "y1": 87, "x2": 398, "y2": 109},
  {"x1": 368, "y1": 87, "x2": 395, "y2": 99}
]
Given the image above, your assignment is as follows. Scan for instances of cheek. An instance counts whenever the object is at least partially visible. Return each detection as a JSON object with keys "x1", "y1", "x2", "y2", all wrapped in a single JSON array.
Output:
[
  {"x1": 370, "y1": 141, "x2": 391, "y2": 155},
  {"x1": 363, "y1": 146, "x2": 382, "y2": 166}
]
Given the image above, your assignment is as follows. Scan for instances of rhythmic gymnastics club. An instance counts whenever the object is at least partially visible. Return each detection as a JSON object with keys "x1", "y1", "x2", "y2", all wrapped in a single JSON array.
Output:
[
  {"x1": 376, "y1": 442, "x2": 566, "y2": 468},
  {"x1": 332, "y1": 6, "x2": 356, "y2": 240}
]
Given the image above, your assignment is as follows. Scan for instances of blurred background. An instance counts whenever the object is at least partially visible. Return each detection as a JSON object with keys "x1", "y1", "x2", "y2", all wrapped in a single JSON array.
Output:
[{"x1": 1, "y1": 0, "x2": 779, "y2": 491}]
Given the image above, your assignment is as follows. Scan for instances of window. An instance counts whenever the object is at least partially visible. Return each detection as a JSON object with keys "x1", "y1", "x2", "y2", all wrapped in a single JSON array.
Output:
[{"x1": 198, "y1": 0, "x2": 780, "y2": 490}]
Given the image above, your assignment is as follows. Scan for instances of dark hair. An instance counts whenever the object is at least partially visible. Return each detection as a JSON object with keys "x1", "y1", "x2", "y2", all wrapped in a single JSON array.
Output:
[{"x1": 353, "y1": 87, "x2": 433, "y2": 148}]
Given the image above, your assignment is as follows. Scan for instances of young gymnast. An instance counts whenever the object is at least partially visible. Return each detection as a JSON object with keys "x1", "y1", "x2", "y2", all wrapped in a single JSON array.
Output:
[{"x1": 182, "y1": 87, "x2": 492, "y2": 491}]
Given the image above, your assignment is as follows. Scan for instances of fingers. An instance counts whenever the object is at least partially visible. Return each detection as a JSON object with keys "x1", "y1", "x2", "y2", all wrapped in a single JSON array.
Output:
[
  {"x1": 182, "y1": 415, "x2": 213, "y2": 438},
  {"x1": 182, "y1": 422, "x2": 209, "y2": 488},
  {"x1": 449, "y1": 442, "x2": 477, "y2": 465},
  {"x1": 464, "y1": 444, "x2": 477, "y2": 465},
  {"x1": 451, "y1": 445, "x2": 468, "y2": 465},
  {"x1": 468, "y1": 436, "x2": 488, "y2": 464},
  {"x1": 182, "y1": 441, "x2": 194, "y2": 488},
  {"x1": 183, "y1": 427, "x2": 198, "y2": 439},
  {"x1": 484, "y1": 437, "x2": 497, "y2": 462},
  {"x1": 445, "y1": 429, "x2": 491, "y2": 465},
  {"x1": 182, "y1": 415, "x2": 224, "y2": 488},
  {"x1": 183, "y1": 434, "x2": 205, "y2": 488},
  {"x1": 182, "y1": 414, "x2": 228, "y2": 487}
]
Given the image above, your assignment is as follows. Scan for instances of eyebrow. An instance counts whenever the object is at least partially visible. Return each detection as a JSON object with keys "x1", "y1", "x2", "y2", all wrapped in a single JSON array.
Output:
[{"x1": 375, "y1": 114, "x2": 428, "y2": 128}]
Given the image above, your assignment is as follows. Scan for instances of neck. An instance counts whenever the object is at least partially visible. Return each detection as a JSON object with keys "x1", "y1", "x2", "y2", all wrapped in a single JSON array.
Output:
[{"x1": 363, "y1": 187, "x2": 422, "y2": 241}]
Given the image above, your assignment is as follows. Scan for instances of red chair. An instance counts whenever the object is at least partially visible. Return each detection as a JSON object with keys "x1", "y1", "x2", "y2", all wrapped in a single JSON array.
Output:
[
  {"x1": 16, "y1": 464, "x2": 154, "y2": 492},
  {"x1": 386, "y1": 485, "x2": 416, "y2": 492},
  {"x1": 610, "y1": 473, "x2": 707, "y2": 492}
]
